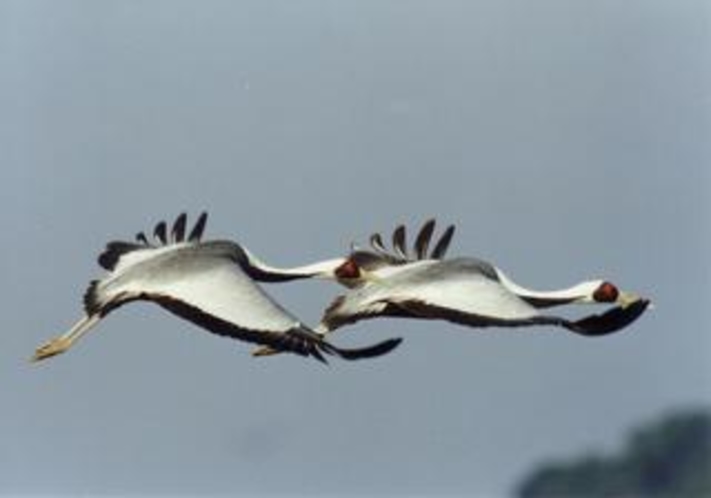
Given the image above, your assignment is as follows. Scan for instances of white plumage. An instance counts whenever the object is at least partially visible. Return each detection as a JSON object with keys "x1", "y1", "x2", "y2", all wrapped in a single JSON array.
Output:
[
  {"x1": 322, "y1": 220, "x2": 650, "y2": 337},
  {"x1": 32, "y1": 215, "x2": 649, "y2": 364},
  {"x1": 32, "y1": 213, "x2": 401, "y2": 363}
]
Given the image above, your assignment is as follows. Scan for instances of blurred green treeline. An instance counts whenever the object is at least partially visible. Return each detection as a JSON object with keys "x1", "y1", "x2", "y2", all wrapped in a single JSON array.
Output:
[{"x1": 517, "y1": 408, "x2": 711, "y2": 498}]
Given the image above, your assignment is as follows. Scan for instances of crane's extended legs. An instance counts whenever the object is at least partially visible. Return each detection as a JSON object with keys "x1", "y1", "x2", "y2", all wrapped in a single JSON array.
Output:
[
  {"x1": 251, "y1": 346, "x2": 279, "y2": 357},
  {"x1": 32, "y1": 314, "x2": 101, "y2": 362}
]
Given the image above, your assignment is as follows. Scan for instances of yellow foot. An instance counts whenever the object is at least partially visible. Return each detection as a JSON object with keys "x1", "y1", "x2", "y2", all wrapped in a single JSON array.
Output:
[
  {"x1": 32, "y1": 337, "x2": 72, "y2": 362},
  {"x1": 251, "y1": 346, "x2": 281, "y2": 358}
]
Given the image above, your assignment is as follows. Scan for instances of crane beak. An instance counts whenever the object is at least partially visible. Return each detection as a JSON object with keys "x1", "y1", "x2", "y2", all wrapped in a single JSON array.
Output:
[{"x1": 617, "y1": 291, "x2": 647, "y2": 309}]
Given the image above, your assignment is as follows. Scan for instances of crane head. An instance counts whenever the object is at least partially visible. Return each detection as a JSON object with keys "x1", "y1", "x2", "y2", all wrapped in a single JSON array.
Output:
[
  {"x1": 592, "y1": 281, "x2": 619, "y2": 303},
  {"x1": 591, "y1": 280, "x2": 643, "y2": 308},
  {"x1": 335, "y1": 258, "x2": 361, "y2": 280}
]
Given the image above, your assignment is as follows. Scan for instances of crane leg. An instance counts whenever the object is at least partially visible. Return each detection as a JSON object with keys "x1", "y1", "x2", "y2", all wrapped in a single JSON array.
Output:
[
  {"x1": 251, "y1": 345, "x2": 280, "y2": 357},
  {"x1": 31, "y1": 314, "x2": 101, "y2": 362}
]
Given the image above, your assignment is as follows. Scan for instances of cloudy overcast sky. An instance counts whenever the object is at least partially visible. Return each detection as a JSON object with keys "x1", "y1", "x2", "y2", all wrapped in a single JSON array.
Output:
[{"x1": 2, "y1": 1, "x2": 709, "y2": 496}]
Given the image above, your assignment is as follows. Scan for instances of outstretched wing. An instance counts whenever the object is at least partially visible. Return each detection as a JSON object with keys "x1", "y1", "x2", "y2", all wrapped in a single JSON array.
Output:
[
  {"x1": 93, "y1": 244, "x2": 330, "y2": 358},
  {"x1": 322, "y1": 260, "x2": 650, "y2": 337},
  {"x1": 35, "y1": 212, "x2": 402, "y2": 363},
  {"x1": 130, "y1": 250, "x2": 399, "y2": 361},
  {"x1": 92, "y1": 216, "x2": 400, "y2": 361},
  {"x1": 323, "y1": 262, "x2": 538, "y2": 331}
]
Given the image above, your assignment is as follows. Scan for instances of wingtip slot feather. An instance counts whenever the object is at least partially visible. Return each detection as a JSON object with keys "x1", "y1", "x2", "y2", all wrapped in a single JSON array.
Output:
[
  {"x1": 188, "y1": 212, "x2": 208, "y2": 242},
  {"x1": 171, "y1": 213, "x2": 187, "y2": 242}
]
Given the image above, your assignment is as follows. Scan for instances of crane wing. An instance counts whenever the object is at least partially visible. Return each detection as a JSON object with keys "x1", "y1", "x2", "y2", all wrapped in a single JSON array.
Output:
[
  {"x1": 322, "y1": 260, "x2": 650, "y2": 337},
  {"x1": 92, "y1": 244, "x2": 403, "y2": 360},
  {"x1": 95, "y1": 248, "x2": 334, "y2": 358},
  {"x1": 322, "y1": 262, "x2": 538, "y2": 331},
  {"x1": 34, "y1": 212, "x2": 403, "y2": 363},
  {"x1": 390, "y1": 274, "x2": 540, "y2": 322}
]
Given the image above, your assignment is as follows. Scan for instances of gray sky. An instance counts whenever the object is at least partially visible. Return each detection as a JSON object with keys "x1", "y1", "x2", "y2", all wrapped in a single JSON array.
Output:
[{"x1": 2, "y1": 1, "x2": 709, "y2": 496}]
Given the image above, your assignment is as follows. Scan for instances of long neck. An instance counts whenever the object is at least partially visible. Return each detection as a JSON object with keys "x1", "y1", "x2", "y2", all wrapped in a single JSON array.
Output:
[
  {"x1": 495, "y1": 269, "x2": 597, "y2": 308},
  {"x1": 237, "y1": 244, "x2": 345, "y2": 283}
]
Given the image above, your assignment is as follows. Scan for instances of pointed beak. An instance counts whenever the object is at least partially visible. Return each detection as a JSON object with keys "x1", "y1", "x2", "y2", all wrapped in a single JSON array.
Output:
[{"x1": 617, "y1": 291, "x2": 647, "y2": 309}]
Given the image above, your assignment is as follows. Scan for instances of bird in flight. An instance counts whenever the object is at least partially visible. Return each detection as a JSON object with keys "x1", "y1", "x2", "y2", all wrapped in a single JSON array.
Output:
[
  {"x1": 320, "y1": 220, "x2": 651, "y2": 339},
  {"x1": 31, "y1": 213, "x2": 401, "y2": 364}
]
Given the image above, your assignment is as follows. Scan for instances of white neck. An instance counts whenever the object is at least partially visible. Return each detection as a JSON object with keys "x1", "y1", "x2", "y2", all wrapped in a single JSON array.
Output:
[
  {"x1": 495, "y1": 268, "x2": 602, "y2": 304},
  {"x1": 242, "y1": 246, "x2": 345, "y2": 280}
]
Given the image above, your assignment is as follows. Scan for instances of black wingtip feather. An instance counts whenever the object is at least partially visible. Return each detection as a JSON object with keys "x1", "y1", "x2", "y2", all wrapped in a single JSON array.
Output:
[
  {"x1": 369, "y1": 232, "x2": 388, "y2": 254},
  {"x1": 430, "y1": 224, "x2": 455, "y2": 260},
  {"x1": 136, "y1": 232, "x2": 149, "y2": 245},
  {"x1": 414, "y1": 219, "x2": 436, "y2": 259},
  {"x1": 154, "y1": 221, "x2": 167, "y2": 244},
  {"x1": 99, "y1": 212, "x2": 207, "y2": 271},
  {"x1": 188, "y1": 212, "x2": 208, "y2": 242},
  {"x1": 97, "y1": 241, "x2": 142, "y2": 270},
  {"x1": 392, "y1": 225, "x2": 407, "y2": 259},
  {"x1": 171, "y1": 213, "x2": 187, "y2": 242}
]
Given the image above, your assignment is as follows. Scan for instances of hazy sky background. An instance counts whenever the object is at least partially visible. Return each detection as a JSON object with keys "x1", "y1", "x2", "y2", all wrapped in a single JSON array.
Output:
[{"x1": 2, "y1": 1, "x2": 709, "y2": 496}]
